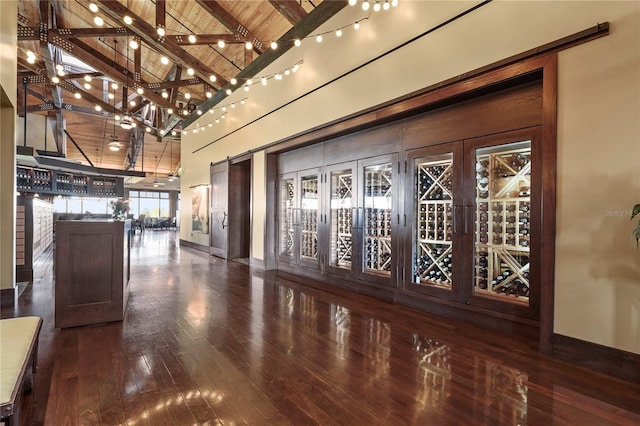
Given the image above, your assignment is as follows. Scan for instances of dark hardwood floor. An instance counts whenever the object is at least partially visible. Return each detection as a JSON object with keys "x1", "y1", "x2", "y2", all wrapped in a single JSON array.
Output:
[{"x1": 4, "y1": 230, "x2": 640, "y2": 425}]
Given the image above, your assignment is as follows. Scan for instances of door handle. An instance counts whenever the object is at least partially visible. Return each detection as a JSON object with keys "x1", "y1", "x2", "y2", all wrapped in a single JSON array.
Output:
[{"x1": 222, "y1": 212, "x2": 227, "y2": 229}]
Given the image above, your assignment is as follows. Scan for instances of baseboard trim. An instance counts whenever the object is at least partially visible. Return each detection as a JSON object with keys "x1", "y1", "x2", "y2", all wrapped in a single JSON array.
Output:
[
  {"x1": 179, "y1": 239, "x2": 209, "y2": 253},
  {"x1": 1, "y1": 288, "x2": 15, "y2": 308},
  {"x1": 552, "y1": 333, "x2": 639, "y2": 384}
]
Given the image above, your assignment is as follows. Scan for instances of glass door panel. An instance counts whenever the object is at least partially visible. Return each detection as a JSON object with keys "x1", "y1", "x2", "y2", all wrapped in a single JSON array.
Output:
[
  {"x1": 279, "y1": 178, "x2": 295, "y2": 258},
  {"x1": 474, "y1": 141, "x2": 531, "y2": 305},
  {"x1": 414, "y1": 154, "x2": 454, "y2": 288},
  {"x1": 300, "y1": 175, "x2": 319, "y2": 261},
  {"x1": 329, "y1": 169, "x2": 354, "y2": 270},
  {"x1": 363, "y1": 163, "x2": 393, "y2": 276}
]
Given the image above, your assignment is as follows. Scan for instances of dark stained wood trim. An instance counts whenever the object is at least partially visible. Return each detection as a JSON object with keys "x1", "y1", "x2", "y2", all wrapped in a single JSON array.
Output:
[
  {"x1": 552, "y1": 333, "x2": 640, "y2": 384},
  {"x1": 164, "y1": 34, "x2": 243, "y2": 46},
  {"x1": 156, "y1": 0, "x2": 166, "y2": 30},
  {"x1": 45, "y1": 27, "x2": 132, "y2": 39},
  {"x1": 269, "y1": 0, "x2": 308, "y2": 25},
  {"x1": 539, "y1": 54, "x2": 558, "y2": 355}
]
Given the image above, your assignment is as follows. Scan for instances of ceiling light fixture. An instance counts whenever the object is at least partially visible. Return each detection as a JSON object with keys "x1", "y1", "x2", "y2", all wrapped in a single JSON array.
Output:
[
  {"x1": 120, "y1": 114, "x2": 132, "y2": 129},
  {"x1": 184, "y1": 93, "x2": 191, "y2": 99},
  {"x1": 108, "y1": 93, "x2": 114, "y2": 99},
  {"x1": 51, "y1": 76, "x2": 60, "y2": 84},
  {"x1": 209, "y1": 75, "x2": 217, "y2": 82},
  {"x1": 89, "y1": 3, "x2": 99, "y2": 13},
  {"x1": 161, "y1": 91, "x2": 169, "y2": 98},
  {"x1": 362, "y1": 1, "x2": 370, "y2": 11},
  {"x1": 74, "y1": 92, "x2": 82, "y2": 99},
  {"x1": 316, "y1": 34, "x2": 323, "y2": 43},
  {"x1": 336, "y1": 29, "x2": 343, "y2": 37},
  {"x1": 157, "y1": 27, "x2": 165, "y2": 37},
  {"x1": 187, "y1": 68, "x2": 194, "y2": 76},
  {"x1": 160, "y1": 56, "x2": 169, "y2": 65},
  {"x1": 225, "y1": 89, "x2": 232, "y2": 95},
  {"x1": 294, "y1": 39, "x2": 301, "y2": 47},
  {"x1": 188, "y1": 34, "x2": 196, "y2": 44},
  {"x1": 108, "y1": 135, "x2": 121, "y2": 151},
  {"x1": 84, "y1": 82, "x2": 91, "y2": 90},
  {"x1": 123, "y1": 15, "x2": 133, "y2": 25},
  {"x1": 84, "y1": 75, "x2": 92, "y2": 82},
  {"x1": 245, "y1": 41, "x2": 253, "y2": 50},
  {"x1": 111, "y1": 82, "x2": 118, "y2": 90},
  {"x1": 93, "y1": 16, "x2": 104, "y2": 26},
  {"x1": 217, "y1": 40, "x2": 225, "y2": 48},
  {"x1": 136, "y1": 87, "x2": 144, "y2": 94},
  {"x1": 206, "y1": 92, "x2": 212, "y2": 98},
  {"x1": 270, "y1": 41, "x2": 278, "y2": 50},
  {"x1": 130, "y1": 39, "x2": 139, "y2": 50}
]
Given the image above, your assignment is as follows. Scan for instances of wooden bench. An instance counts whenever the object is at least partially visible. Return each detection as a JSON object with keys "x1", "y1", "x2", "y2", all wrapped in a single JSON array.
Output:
[{"x1": 0, "y1": 316, "x2": 42, "y2": 426}]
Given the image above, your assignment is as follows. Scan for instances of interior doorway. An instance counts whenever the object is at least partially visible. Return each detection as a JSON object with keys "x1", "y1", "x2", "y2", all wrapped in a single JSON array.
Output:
[{"x1": 228, "y1": 158, "x2": 251, "y2": 262}]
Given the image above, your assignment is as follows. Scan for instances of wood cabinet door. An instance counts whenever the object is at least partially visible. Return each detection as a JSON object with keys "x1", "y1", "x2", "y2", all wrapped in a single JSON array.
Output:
[{"x1": 210, "y1": 161, "x2": 229, "y2": 259}]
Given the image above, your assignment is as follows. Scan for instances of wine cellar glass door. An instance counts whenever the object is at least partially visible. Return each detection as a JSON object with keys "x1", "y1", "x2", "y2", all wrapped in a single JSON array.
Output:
[
  {"x1": 463, "y1": 131, "x2": 539, "y2": 317},
  {"x1": 357, "y1": 154, "x2": 398, "y2": 287},
  {"x1": 277, "y1": 173, "x2": 296, "y2": 264},
  {"x1": 405, "y1": 143, "x2": 463, "y2": 300},
  {"x1": 326, "y1": 162, "x2": 357, "y2": 277},
  {"x1": 298, "y1": 171, "x2": 320, "y2": 269}
]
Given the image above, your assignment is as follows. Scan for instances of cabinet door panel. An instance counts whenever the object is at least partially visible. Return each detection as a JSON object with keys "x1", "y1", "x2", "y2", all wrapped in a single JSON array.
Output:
[
  {"x1": 463, "y1": 129, "x2": 541, "y2": 318},
  {"x1": 405, "y1": 142, "x2": 464, "y2": 301},
  {"x1": 326, "y1": 162, "x2": 357, "y2": 277},
  {"x1": 299, "y1": 171, "x2": 320, "y2": 269},
  {"x1": 277, "y1": 175, "x2": 296, "y2": 262},
  {"x1": 357, "y1": 154, "x2": 398, "y2": 287},
  {"x1": 210, "y1": 161, "x2": 229, "y2": 259}
]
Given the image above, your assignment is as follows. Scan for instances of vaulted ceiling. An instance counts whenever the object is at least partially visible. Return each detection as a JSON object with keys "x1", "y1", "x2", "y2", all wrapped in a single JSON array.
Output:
[{"x1": 16, "y1": 0, "x2": 344, "y2": 181}]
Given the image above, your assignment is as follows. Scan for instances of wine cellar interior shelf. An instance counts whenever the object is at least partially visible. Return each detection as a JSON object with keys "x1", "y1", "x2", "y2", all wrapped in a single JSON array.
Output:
[{"x1": 16, "y1": 166, "x2": 124, "y2": 197}]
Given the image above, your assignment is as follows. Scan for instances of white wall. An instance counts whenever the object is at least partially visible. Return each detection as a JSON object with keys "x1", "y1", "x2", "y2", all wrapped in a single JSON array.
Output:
[
  {"x1": 16, "y1": 114, "x2": 58, "y2": 150},
  {"x1": 0, "y1": 0, "x2": 17, "y2": 293},
  {"x1": 180, "y1": 1, "x2": 640, "y2": 353}
]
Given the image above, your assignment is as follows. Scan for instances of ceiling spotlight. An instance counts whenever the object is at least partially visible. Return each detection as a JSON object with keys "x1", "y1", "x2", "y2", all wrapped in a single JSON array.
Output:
[
  {"x1": 373, "y1": 1, "x2": 381, "y2": 11},
  {"x1": 26, "y1": 55, "x2": 36, "y2": 64},
  {"x1": 84, "y1": 75, "x2": 92, "y2": 82},
  {"x1": 159, "y1": 130, "x2": 165, "y2": 135},
  {"x1": 391, "y1": 0, "x2": 399, "y2": 6},
  {"x1": 84, "y1": 82, "x2": 91, "y2": 90},
  {"x1": 150, "y1": 103, "x2": 156, "y2": 110},
  {"x1": 111, "y1": 82, "x2": 118, "y2": 90},
  {"x1": 114, "y1": 114, "x2": 121, "y2": 121},
  {"x1": 123, "y1": 15, "x2": 133, "y2": 25},
  {"x1": 74, "y1": 92, "x2": 82, "y2": 99},
  {"x1": 55, "y1": 64, "x2": 63, "y2": 71},
  {"x1": 245, "y1": 41, "x2": 252, "y2": 50},
  {"x1": 57, "y1": 68, "x2": 65, "y2": 76},
  {"x1": 120, "y1": 115, "x2": 132, "y2": 129},
  {"x1": 225, "y1": 89, "x2": 232, "y2": 95},
  {"x1": 130, "y1": 122, "x2": 136, "y2": 128},
  {"x1": 145, "y1": 127, "x2": 151, "y2": 132},
  {"x1": 95, "y1": 105, "x2": 102, "y2": 111},
  {"x1": 168, "y1": 175, "x2": 175, "y2": 182},
  {"x1": 51, "y1": 76, "x2": 60, "y2": 84},
  {"x1": 183, "y1": 110, "x2": 189, "y2": 116},
  {"x1": 129, "y1": 100, "x2": 136, "y2": 107},
  {"x1": 171, "y1": 130, "x2": 177, "y2": 136},
  {"x1": 184, "y1": 93, "x2": 191, "y2": 100},
  {"x1": 316, "y1": 34, "x2": 323, "y2": 43},
  {"x1": 89, "y1": 3, "x2": 99, "y2": 13},
  {"x1": 383, "y1": 1, "x2": 390, "y2": 10},
  {"x1": 206, "y1": 92, "x2": 212, "y2": 98},
  {"x1": 136, "y1": 87, "x2": 143, "y2": 95},
  {"x1": 160, "y1": 56, "x2": 169, "y2": 65},
  {"x1": 294, "y1": 39, "x2": 301, "y2": 47},
  {"x1": 209, "y1": 75, "x2": 217, "y2": 82},
  {"x1": 187, "y1": 68, "x2": 194, "y2": 76},
  {"x1": 108, "y1": 93, "x2": 114, "y2": 99},
  {"x1": 161, "y1": 91, "x2": 169, "y2": 98},
  {"x1": 157, "y1": 27, "x2": 165, "y2": 37},
  {"x1": 197, "y1": 110, "x2": 202, "y2": 115},
  {"x1": 362, "y1": 0, "x2": 370, "y2": 11},
  {"x1": 183, "y1": 131, "x2": 187, "y2": 135},
  {"x1": 130, "y1": 39, "x2": 139, "y2": 49},
  {"x1": 108, "y1": 136, "x2": 121, "y2": 151},
  {"x1": 217, "y1": 40, "x2": 225, "y2": 48},
  {"x1": 336, "y1": 29, "x2": 343, "y2": 37},
  {"x1": 246, "y1": 79, "x2": 253, "y2": 86},
  {"x1": 167, "y1": 108, "x2": 173, "y2": 114},
  {"x1": 231, "y1": 78, "x2": 237, "y2": 85},
  {"x1": 188, "y1": 34, "x2": 196, "y2": 44},
  {"x1": 354, "y1": 21, "x2": 361, "y2": 30},
  {"x1": 270, "y1": 41, "x2": 278, "y2": 50},
  {"x1": 93, "y1": 16, "x2": 104, "y2": 26}
]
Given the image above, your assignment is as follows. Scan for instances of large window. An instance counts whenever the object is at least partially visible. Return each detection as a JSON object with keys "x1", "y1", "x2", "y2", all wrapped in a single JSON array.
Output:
[
  {"x1": 129, "y1": 191, "x2": 171, "y2": 218},
  {"x1": 53, "y1": 196, "x2": 116, "y2": 214}
]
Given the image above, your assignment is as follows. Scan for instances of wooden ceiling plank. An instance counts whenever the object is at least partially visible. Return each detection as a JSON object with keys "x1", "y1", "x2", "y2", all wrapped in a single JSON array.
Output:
[
  {"x1": 195, "y1": 0, "x2": 265, "y2": 54},
  {"x1": 184, "y1": 0, "x2": 347, "y2": 127},
  {"x1": 93, "y1": 0, "x2": 228, "y2": 88},
  {"x1": 269, "y1": 0, "x2": 308, "y2": 25}
]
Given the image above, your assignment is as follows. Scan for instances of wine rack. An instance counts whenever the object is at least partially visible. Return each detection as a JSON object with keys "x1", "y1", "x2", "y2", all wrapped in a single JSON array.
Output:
[
  {"x1": 55, "y1": 172, "x2": 88, "y2": 194},
  {"x1": 300, "y1": 176, "x2": 318, "y2": 260},
  {"x1": 17, "y1": 167, "x2": 52, "y2": 192},
  {"x1": 363, "y1": 164, "x2": 392, "y2": 274},
  {"x1": 330, "y1": 170, "x2": 353, "y2": 269},
  {"x1": 279, "y1": 179, "x2": 295, "y2": 257},
  {"x1": 474, "y1": 142, "x2": 531, "y2": 303},
  {"x1": 414, "y1": 156, "x2": 454, "y2": 288},
  {"x1": 91, "y1": 177, "x2": 118, "y2": 196}
]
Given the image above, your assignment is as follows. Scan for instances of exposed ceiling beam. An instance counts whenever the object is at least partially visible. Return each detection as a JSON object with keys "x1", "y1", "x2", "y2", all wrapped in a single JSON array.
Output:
[
  {"x1": 19, "y1": 27, "x2": 133, "y2": 41},
  {"x1": 195, "y1": 0, "x2": 265, "y2": 54},
  {"x1": 156, "y1": 0, "x2": 166, "y2": 31},
  {"x1": 269, "y1": 0, "x2": 308, "y2": 25},
  {"x1": 183, "y1": 0, "x2": 348, "y2": 128},
  {"x1": 93, "y1": 0, "x2": 228, "y2": 89},
  {"x1": 164, "y1": 34, "x2": 243, "y2": 46},
  {"x1": 47, "y1": 32, "x2": 172, "y2": 108}
]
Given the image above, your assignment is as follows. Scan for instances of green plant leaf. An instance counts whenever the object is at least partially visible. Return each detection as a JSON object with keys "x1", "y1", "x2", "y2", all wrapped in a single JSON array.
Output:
[{"x1": 632, "y1": 204, "x2": 640, "y2": 220}]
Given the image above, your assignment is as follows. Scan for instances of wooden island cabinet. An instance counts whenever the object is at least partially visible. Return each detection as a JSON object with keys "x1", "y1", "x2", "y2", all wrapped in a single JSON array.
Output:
[{"x1": 54, "y1": 220, "x2": 131, "y2": 328}]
